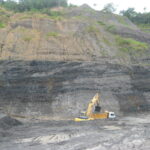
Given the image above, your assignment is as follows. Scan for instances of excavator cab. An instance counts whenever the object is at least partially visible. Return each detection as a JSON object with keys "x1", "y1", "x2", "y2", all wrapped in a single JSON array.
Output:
[{"x1": 94, "y1": 106, "x2": 101, "y2": 112}]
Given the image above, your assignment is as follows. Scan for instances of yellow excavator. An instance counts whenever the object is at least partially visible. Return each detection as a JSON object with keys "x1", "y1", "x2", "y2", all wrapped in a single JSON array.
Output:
[{"x1": 74, "y1": 93, "x2": 115, "y2": 121}]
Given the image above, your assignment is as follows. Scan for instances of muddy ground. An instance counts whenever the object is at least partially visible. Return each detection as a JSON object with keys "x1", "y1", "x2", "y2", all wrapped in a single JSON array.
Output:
[{"x1": 0, "y1": 113, "x2": 150, "y2": 150}]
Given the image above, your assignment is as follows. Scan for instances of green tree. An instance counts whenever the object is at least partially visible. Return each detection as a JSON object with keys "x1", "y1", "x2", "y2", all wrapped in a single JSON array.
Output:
[
  {"x1": 120, "y1": 8, "x2": 137, "y2": 20},
  {"x1": 120, "y1": 8, "x2": 150, "y2": 24},
  {"x1": 0, "y1": 0, "x2": 68, "y2": 12},
  {"x1": 102, "y1": 3, "x2": 116, "y2": 13},
  {"x1": 0, "y1": 0, "x2": 4, "y2": 4},
  {"x1": 2, "y1": 0, "x2": 18, "y2": 11}
]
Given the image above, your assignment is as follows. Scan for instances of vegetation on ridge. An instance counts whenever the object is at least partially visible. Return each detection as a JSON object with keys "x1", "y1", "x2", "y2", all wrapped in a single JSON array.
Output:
[
  {"x1": 116, "y1": 36, "x2": 149, "y2": 55},
  {"x1": 120, "y1": 8, "x2": 150, "y2": 25},
  {"x1": 0, "y1": 1, "x2": 149, "y2": 62},
  {"x1": 0, "y1": 0, "x2": 68, "y2": 12},
  {"x1": 0, "y1": 21, "x2": 5, "y2": 28}
]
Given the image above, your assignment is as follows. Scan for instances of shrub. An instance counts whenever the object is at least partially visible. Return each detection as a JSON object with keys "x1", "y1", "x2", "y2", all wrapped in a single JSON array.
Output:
[{"x1": 116, "y1": 36, "x2": 149, "y2": 54}]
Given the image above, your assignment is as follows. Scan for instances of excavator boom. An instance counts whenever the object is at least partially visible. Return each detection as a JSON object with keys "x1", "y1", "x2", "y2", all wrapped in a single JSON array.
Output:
[{"x1": 86, "y1": 93, "x2": 100, "y2": 117}]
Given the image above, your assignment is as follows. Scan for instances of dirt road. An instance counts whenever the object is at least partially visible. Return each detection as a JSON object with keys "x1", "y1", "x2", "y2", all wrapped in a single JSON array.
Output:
[{"x1": 0, "y1": 113, "x2": 150, "y2": 150}]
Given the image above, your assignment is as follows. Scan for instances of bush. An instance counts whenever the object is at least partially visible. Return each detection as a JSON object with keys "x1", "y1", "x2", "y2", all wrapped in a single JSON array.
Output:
[{"x1": 116, "y1": 36, "x2": 149, "y2": 54}]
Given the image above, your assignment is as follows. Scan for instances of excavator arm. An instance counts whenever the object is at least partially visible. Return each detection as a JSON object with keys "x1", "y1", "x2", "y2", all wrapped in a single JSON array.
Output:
[{"x1": 86, "y1": 93, "x2": 100, "y2": 117}]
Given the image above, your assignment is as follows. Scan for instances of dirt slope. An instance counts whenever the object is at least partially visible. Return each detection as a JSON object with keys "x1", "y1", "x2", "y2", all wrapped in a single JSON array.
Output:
[{"x1": 0, "y1": 5, "x2": 150, "y2": 64}]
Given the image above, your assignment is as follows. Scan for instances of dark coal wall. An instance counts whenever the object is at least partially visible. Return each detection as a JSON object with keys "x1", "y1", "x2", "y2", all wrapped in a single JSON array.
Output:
[{"x1": 0, "y1": 61, "x2": 150, "y2": 119}]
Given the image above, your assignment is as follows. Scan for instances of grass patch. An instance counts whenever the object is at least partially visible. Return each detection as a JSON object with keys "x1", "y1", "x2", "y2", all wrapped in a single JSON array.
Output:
[
  {"x1": 140, "y1": 63, "x2": 150, "y2": 66},
  {"x1": 0, "y1": 22, "x2": 6, "y2": 28},
  {"x1": 47, "y1": 32, "x2": 60, "y2": 37},
  {"x1": 116, "y1": 36, "x2": 149, "y2": 55},
  {"x1": 137, "y1": 24, "x2": 150, "y2": 33},
  {"x1": 97, "y1": 21, "x2": 106, "y2": 26},
  {"x1": 42, "y1": 9, "x2": 62, "y2": 16},
  {"x1": 86, "y1": 25, "x2": 99, "y2": 33},
  {"x1": 0, "y1": 7, "x2": 12, "y2": 26},
  {"x1": 19, "y1": 13, "x2": 50, "y2": 20},
  {"x1": 103, "y1": 37, "x2": 111, "y2": 45},
  {"x1": 18, "y1": 10, "x2": 64, "y2": 21},
  {"x1": 106, "y1": 25, "x2": 116, "y2": 32},
  {"x1": 22, "y1": 32, "x2": 35, "y2": 42},
  {"x1": 49, "y1": 15, "x2": 63, "y2": 20},
  {"x1": 23, "y1": 36, "x2": 32, "y2": 42},
  {"x1": 72, "y1": 15, "x2": 87, "y2": 20},
  {"x1": 101, "y1": 50, "x2": 108, "y2": 57},
  {"x1": 0, "y1": 7, "x2": 12, "y2": 15},
  {"x1": 41, "y1": 9, "x2": 64, "y2": 20},
  {"x1": 18, "y1": 27, "x2": 39, "y2": 42},
  {"x1": 117, "y1": 16, "x2": 128, "y2": 26},
  {"x1": 19, "y1": 14, "x2": 32, "y2": 20}
]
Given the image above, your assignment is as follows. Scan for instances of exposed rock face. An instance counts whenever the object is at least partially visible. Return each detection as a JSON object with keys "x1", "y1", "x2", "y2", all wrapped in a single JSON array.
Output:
[
  {"x1": 0, "y1": 61, "x2": 149, "y2": 119},
  {"x1": 0, "y1": 18, "x2": 117, "y2": 62},
  {"x1": 0, "y1": 6, "x2": 150, "y2": 119}
]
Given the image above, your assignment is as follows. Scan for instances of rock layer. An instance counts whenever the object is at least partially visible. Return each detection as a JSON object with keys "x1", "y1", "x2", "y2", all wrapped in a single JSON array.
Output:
[{"x1": 0, "y1": 60, "x2": 150, "y2": 119}]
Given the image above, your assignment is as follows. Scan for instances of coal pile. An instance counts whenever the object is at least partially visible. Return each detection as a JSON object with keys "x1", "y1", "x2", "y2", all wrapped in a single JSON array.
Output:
[{"x1": 0, "y1": 116, "x2": 22, "y2": 130}]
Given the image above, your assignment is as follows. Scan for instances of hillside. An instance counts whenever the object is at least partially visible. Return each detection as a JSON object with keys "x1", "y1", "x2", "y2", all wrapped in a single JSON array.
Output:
[
  {"x1": 0, "y1": 5, "x2": 150, "y2": 119},
  {"x1": 0, "y1": 5, "x2": 150, "y2": 64}
]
